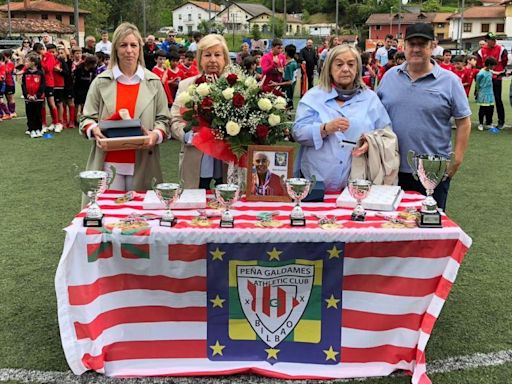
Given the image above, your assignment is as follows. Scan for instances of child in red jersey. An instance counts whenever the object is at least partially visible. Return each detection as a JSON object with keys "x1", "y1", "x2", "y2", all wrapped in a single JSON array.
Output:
[
  {"x1": 178, "y1": 51, "x2": 199, "y2": 79},
  {"x1": 49, "y1": 44, "x2": 66, "y2": 132},
  {"x1": 33, "y1": 42, "x2": 59, "y2": 131},
  {"x1": 439, "y1": 49, "x2": 454, "y2": 71},
  {"x1": 151, "y1": 50, "x2": 173, "y2": 107},
  {"x1": 2, "y1": 49, "x2": 17, "y2": 118},
  {"x1": 464, "y1": 55, "x2": 479, "y2": 97},
  {"x1": 167, "y1": 50, "x2": 183, "y2": 100},
  {"x1": 57, "y1": 46, "x2": 76, "y2": 128},
  {"x1": 0, "y1": 55, "x2": 9, "y2": 120},
  {"x1": 451, "y1": 56, "x2": 470, "y2": 95},
  {"x1": 22, "y1": 52, "x2": 45, "y2": 138}
]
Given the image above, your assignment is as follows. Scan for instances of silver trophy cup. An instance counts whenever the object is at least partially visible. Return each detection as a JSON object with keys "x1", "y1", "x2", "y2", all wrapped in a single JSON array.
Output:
[
  {"x1": 407, "y1": 150, "x2": 450, "y2": 228},
  {"x1": 285, "y1": 178, "x2": 312, "y2": 226},
  {"x1": 215, "y1": 184, "x2": 240, "y2": 228},
  {"x1": 73, "y1": 165, "x2": 116, "y2": 227},
  {"x1": 153, "y1": 181, "x2": 182, "y2": 227},
  {"x1": 348, "y1": 179, "x2": 372, "y2": 221}
]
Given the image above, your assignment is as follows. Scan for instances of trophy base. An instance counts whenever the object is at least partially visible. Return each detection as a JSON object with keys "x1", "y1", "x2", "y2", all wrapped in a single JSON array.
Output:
[
  {"x1": 351, "y1": 212, "x2": 366, "y2": 222},
  {"x1": 84, "y1": 215, "x2": 103, "y2": 227},
  {"x1": 417, "y1": 211, "x2": 442, "y2": 228},
  {"x1": 219, "y1": 219, "x2": 234, "y2": 228},
  {"x1": 160, "y1": 217, "x2": 177, "y2": 227},
  {"x1": 290, "y1": 217, "x2": 306, "y2": 226}
]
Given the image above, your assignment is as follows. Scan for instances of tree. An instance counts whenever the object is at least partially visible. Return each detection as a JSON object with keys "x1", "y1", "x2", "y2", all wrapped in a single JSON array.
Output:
[
  {"x1": 421, "y1": 0, "x2": 442, "y2": 12},
  {"x1": 251, "y1": 24, "x2": 262, "y2": 40},
  {"x1": 271, "y1": 16, "x2": 285, "y2": 38}
]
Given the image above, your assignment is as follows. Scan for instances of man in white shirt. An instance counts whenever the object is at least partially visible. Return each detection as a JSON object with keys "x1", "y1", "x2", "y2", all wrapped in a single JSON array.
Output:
[
  {"x1": 431, "y1": 38, "x2": 444, "y2": 56},
  {"x1": 375, "y1": 34, "x2": 394, "y2": 67},
  {"x1": 95, "y1": 31, "x2": 112, "y2": 55}
]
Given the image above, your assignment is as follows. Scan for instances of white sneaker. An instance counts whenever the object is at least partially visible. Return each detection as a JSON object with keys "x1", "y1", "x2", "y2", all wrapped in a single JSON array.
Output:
[
  {"x1": 54, "y1": 123, "x2": 63, "y2": 133},
  {"x1": 25, "y1": 129, "x2": 30, "y2": 135},
  {"x1": 47, "y1": 124, "x2": 55, "y2": 132},
  {"x1": 42, "y1": 125, "x2": 48, "y2": 133},
  {"x1": 30, "y1": 130, "x2": 38, "y2": 138},
  {"x1": 35, "y1": 129, "x2": 42, "y2": 137},
  {"x1": 477, "y1": 124, "x2": 484, "y2": 131}
]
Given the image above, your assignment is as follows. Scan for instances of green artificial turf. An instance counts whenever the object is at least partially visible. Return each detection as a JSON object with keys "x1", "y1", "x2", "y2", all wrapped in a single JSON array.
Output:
[{"x1": 0, "y1": 82, "x2": 511, "y2": 382}]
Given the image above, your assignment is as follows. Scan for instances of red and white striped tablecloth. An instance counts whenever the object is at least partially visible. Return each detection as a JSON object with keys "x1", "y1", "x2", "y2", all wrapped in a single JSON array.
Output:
[{"x1": 55, "y1": 191, "x2": 472, "y2": 384}]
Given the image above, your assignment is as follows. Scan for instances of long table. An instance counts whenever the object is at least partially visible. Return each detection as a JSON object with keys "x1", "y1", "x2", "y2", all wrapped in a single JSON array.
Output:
[{"x1": 55, "y1": 191, "x2": 472, "y2": 384}]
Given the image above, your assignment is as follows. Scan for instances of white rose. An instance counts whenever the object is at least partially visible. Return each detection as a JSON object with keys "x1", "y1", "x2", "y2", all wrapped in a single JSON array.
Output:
[
  {"x1": 196, "y1": 83, "x2": 210, "y2": 97},
  {"x1": 274, "y1": 96, "x2": 287, "y2": 110},
  {"x1": 268, "y1": 113, "x2": 281, "y2": 127},
  {"x1": 176, "y1": 91, "x2": 191, "y2": 105},
  {"x1": 244, "y1": 77, "x2": 258, "y2": 88},
  {"x1": 188, "y1": 84, "x2": 197, "y2": 95},
  {"x1": 222, "y1": 87, "x2": 235, "y2": 100},
  {"x1": 226, "y1": 121, "x2": 241, "y2": 136},
  {"x1": 258, "y1": 98, "x2": 272, "y2": 111}
]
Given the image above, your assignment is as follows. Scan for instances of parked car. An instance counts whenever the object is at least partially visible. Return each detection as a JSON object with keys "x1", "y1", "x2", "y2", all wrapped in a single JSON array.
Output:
[
  {"x1": 158, "y1": 27, "x2": 174, "y2": 34},
  {"x1": 0, "y1": 36, "x2": 23, "y2": 49}
]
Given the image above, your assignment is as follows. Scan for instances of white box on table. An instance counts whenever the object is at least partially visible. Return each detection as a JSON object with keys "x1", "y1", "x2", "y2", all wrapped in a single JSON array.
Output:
[
  {"x1": 336, "y1": 185, "x2": 404, "y2": 211},
  {"x1": 143, "y1": 189, "x2": 207, "y2": 209}
]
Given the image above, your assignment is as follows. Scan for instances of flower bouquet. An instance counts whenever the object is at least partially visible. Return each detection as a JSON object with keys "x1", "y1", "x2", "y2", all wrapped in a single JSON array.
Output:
[{"x1": 177, "y1": 65, "x2": 291, "y2": 167}]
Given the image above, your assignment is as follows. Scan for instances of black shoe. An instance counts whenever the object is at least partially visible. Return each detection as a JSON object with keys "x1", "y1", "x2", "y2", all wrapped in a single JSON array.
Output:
[{"x1": 497, "y1": 123, "x2": 504, "y2": 129}]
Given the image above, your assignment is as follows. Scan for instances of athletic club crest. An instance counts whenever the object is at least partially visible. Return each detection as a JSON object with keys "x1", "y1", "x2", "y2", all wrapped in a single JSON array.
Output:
[{"x1": 237, "y1": 264, "x2": 314, "y2": 348}]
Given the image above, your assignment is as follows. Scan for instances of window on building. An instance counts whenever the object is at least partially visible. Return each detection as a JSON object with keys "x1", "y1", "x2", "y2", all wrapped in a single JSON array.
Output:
[
  {"x1": 179, "y1": 14, "x2": 182, "y2": 20},
  {"x1": 188, "y1": 14, "x2": 192, "y2": 21},
  {"x1": 41, "y1": 14, "x2": 48, "y2": 20},
  {"x1": 481, "y1": 24, "x2": 490, "y2": 33},
  {"x1": 437, "y1": 23, "x2": 444, "y2": 28},
  {"x1": 178, "y1": 26, "x2": 183, "y2": 32},
  {"x1": 497, "y1": 23, "x2": 505, "y2": 33},
  {"x1": 437, "y1": 33, "x2": 444, "y2": 39},
  {"x1": 56, "y1": 14, "x2": 62, "y2": 21},
  {"x1": 376, "y1": 25, "x2": 381, "y2": 30},
  {"x1": 188, "y1": 25, "x2": 193, "y2": 33},
  {"x1": 463, "y1": 23, "x2": 472, "y2": 32},
  {"x1": 198, "y1": 13, "x2": 201, "y2": 19}
]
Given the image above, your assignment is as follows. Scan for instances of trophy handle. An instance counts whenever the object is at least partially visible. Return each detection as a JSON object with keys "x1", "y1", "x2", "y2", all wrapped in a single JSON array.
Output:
[
  {"x1": 71, "y1": 164, "x2": 81, "y2": 186},
  {"x1": 310, "y1": 174, "x2": 317, "y2": 191},
  {"x1": 151, "y1": 177, "x2": 158, "y2": 192},
  {"x1": 209, "y1": 178, "x2": 217, "y2": 192},
  {"x1": 444, "y1": 152, "x2": 455, "y2": 181},
  {"x1": 106, "y1": 165, "x2": 117, "y2": 189},
  {"x1": 407, "y1": 150, "x2": 419, "y2": 181}
]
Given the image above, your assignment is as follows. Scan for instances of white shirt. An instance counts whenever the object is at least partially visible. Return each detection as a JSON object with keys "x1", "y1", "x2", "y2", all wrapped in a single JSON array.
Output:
[
  {"x1": 95, "y1": 40, "x2": 112, "y2": 55},
  {"x1": 375, "y1": 46, "x2": 389, "y2": 66},
  {"x1": 432, "y1": 45, "x2": 444, "y2": 56}
]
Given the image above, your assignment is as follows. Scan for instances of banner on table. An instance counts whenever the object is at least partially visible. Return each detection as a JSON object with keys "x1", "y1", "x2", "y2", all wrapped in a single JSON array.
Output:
[{"x1": 207, "y1": 242, "x2": 344, "y2": 364}]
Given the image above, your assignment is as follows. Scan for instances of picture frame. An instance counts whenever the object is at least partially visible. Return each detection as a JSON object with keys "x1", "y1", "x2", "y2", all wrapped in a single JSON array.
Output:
[{"x1": 245, "y1": 145, "x2": 294, "y2": 202}]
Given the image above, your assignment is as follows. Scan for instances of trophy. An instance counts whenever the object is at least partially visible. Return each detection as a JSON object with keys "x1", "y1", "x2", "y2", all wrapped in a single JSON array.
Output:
[
  {"x1": 73, "y1": 165, "x2": 116, "y2": 227},
  {"x1": 348, "y1": 179, "x2": 372, "y2": 221},
  {"x1": 285, "y1": 178, "x2": 312, "y2": 226},
  {"x1": 215, "y1": 184, "x2": 240, "y2": 228},
  {"x1": 153, "y1": 180, "x2": 182, "y2": 227},
  {"x1": 407, "y1": 150, "x2": 450, "y2": 228}
]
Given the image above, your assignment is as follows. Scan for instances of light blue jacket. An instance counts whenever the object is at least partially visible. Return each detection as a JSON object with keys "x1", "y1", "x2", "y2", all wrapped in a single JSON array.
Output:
[{"x1": 292, "y1": 86, "x2": 392, "y2": 191}]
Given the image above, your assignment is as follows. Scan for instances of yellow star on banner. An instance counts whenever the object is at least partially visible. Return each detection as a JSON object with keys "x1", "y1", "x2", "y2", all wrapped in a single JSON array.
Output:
[
  {"x1": 327, "y1": 245, "x2": 342, "y2": 259},
  {"x1": 323, "y1": 346, "x2": 339, "y2": 361},
  {"x1": 210, "y1": 247, "x2": 225, "y2": 261},
  {"x1": 325, "y1": 294, "x2": 340, "y2": 309},
  {"x1": 265, "y1": 348, "x2": 280, "y2": 359},
  {"x1": 267, "y1": 247, "x2": 283, "y2": 261},
  {"x1": 210, "y1": 294, "x2": 225, "y2": 308},
  {"x1": 210, "y1": 340, "x2": 226, "y2": 356}
]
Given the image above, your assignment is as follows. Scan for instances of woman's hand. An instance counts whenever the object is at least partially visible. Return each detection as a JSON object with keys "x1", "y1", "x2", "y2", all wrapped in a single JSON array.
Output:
[
  {"x1": 323, "y1": 117, "x2": 350, "y2": 135},
  {"x1": 92, "y1": 125, "x2": 108, "y2": 150},
  {"x1": 352, "y1": 135, "x2": 369, "y2": 157},
  {"x1": 142, "y1": 127, "x2": 160, "y2": 149}
]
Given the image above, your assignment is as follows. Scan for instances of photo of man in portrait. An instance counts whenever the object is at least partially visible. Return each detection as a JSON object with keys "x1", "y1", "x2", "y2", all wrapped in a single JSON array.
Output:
[{"x1": 251, "y1": 152, "x2": 286, "y2": 196}]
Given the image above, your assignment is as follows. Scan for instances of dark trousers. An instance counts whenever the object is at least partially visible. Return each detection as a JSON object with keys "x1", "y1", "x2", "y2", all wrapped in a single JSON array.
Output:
[
  {"x1": 25, "y1": 100, "x2": 43, "y2": 132},
  {"x1": 478, "y1": 105, "x2": 494, "y2": 125},
  {"x1": 307, "y1": 71, "x2": 314, "y2": 90},
  {"x1": 492, "y1": 79, "x2": 504, "y2": 125},
  {"x1": 398, "y1": 172, "x2": 451, "y2": 211}
]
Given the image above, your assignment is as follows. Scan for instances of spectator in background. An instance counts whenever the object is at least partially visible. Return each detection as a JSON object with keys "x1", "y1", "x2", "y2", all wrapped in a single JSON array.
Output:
[
  {"x1": 431, "y1": 38, "x2": 444, "y2": 56},
  {"x1": 464, "y1": 55, "x2": 479, "y2": 97},
  {"x1": 395, "y1": 51, "x2": 405, "y2": 65},
  {"x1": 73, "y1": 55, "x2": 97, "y2": 119},
  {"x1": 271, "y1": 44, "x2": 299, "y2": 110},
  {"x1": 361, "y1": 51, "x2": 376, "y2": 89},
  {"x1": 261, "y1": 38, "x2": 286, "y2": 86},
  {"x1": 41, "y1": 32, "x2": 52, "y2": 45},
  {"x1": 439, "y1": 49, "x2": 454, "y2": 71},
  {"x1": 236, "y1": 42, "x2": 250, "y2": 65},
  {"x1": 318, "y1": 35, "x2": 339, "y2": 74},
  {"x1": 14, "y1": 39, "x2": 32, "y2": 69},
  {"x1": 476, "y1": 57, "x2": 497, "y2": 131},
  {"x1": 375, "y1": 34, "x2": 394, "y2": 67},
  {"x1": 143, "y1": 34, "x2": 158, "y2": 71},
  {"x1": 160, "y1": 28, "x2": 182, "y2": 54},
  {"x1": 82, "y1": 36, "x2": 96, "y2": 55},
  {"x1": 299, "y1": 39, "x2": 318, "y2": 90},
  {"x1": 188, "y1": 31, "x2": 202, "y2": 52},
  {"x1": 95, "y1": 31, "x2": 112, "y2": 55},
  {"x1": 178, "y1": 51, "x2": 199, "y2": 79},
  {"x1": 377, "y1": 49, "x2": 396, "y2": 83},
  {"x1": 22, "y1": 52, "x2": 45, "y2": 138},
  {"x1": 477, "y1": 32, "x2": 508, "y2": 129}
]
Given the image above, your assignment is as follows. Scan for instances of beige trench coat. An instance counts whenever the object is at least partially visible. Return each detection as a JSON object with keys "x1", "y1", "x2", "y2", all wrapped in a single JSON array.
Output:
[{"x1": 79, "y1": 68, "x2": 170, "y2": 204}]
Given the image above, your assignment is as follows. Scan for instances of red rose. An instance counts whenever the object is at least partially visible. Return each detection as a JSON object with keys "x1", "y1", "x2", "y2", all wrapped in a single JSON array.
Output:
[
  {"x1": 272, "y1": 88, "x2": 284, "y2": 97},
  {"x1": 195, "y1": 75, "x2": 207, "y2": 84},
  {"x1": 256, "y1": 124, "x2": 269, "y2": 139},
  {"x1": 232, "y1": 93, "x2": 245, "y2": 108},
  {"x1": 201, "y1": 96, "x2": 214, "y2": 109},
  {"x1": 226, "y1": 73, "x2": 238, "y2": 86},
  {"x1": 261, "y1": 84, "x2": 273, "y2": 93}
]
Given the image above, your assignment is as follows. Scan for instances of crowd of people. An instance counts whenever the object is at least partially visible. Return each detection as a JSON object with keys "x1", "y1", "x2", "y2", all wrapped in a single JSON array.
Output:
[{"x1": 9, "y1": 21, "x2": 510, "y2": 210}]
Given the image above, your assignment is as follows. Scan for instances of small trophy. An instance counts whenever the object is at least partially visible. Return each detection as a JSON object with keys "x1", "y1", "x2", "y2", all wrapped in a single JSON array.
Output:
[
  {"x1": 285, "y1": 178, "x2": 312, "y2": 226},
  {"x1": 215, "y1": 184, "x2": 240, "y2": 228},
  {"x1": 73, "y1": 165, "x2": 116, "y2": 227},
  {"x1": 348, "y1": 179, "x2": 372, "y2": 221},
  {"x1": 407, "y1": 150, "x2": 450, "y2": 228},
  {"x1": 153, "y1": 180, "x2": 182, "y2": 227}
]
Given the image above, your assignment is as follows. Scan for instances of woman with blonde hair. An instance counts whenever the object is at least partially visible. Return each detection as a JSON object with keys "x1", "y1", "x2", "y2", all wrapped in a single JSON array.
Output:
[
  {"x1": 79, "y1": 22, "x2": 169, "y2": 196},
  {"x1": 170, "y1": 34, "x2": 230, "y2": 189},
  {"x1": 292, "y1": 44, "x2": 392, "y2": 191}
]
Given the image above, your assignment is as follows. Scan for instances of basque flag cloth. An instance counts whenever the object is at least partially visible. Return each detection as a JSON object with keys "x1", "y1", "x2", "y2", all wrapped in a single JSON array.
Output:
[{"x1": 55, "y1": 192, "x2": 472, "y2": 384}]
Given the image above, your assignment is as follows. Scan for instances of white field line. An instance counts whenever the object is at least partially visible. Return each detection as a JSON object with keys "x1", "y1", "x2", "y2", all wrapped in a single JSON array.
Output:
[{"x1": 0, "y1": 350, "x2": 511, "y2": 383}]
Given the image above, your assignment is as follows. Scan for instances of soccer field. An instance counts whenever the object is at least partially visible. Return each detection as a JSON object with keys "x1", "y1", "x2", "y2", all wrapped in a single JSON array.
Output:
[{"x1": 0, "y1": 83, "x2": 511, "y2": 384}]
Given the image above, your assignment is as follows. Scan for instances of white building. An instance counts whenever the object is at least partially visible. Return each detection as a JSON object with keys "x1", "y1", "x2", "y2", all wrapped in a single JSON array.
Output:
[
  {"x1": 449, "y1": 6, "x2": 506, "y2": 47},
  {"x1": 306, "y1": 23, "x2": 336, "y2": 37},
  {"x1": 213, "y1": 3, "x2": 272, "y2": 33},
  {"x1": 172, "y1": 1, "x2": 222, "y2": 34}
]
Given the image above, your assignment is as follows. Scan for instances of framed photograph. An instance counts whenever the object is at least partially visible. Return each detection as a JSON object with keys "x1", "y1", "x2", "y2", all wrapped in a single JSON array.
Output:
[{"x1": 245, "y1": 145, "x2": 294, "y2": 202}]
